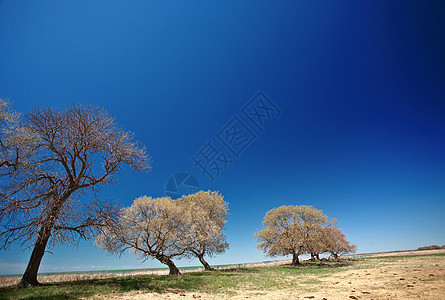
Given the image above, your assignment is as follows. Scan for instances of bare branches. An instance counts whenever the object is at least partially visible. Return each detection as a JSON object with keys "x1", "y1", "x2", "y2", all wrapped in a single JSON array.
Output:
[
  {"x1": 1, "y1": 102, "x2": 150, "y2": 287},
  {"x1": 180, "y1": 191, "x2": 229, "y2": 262},
  {"x1": 95, "y1": 196, "x2": 186, "y2": 274},
  {"x1": 96, "y1": 191, "x2": 229, "y2": 273},
  {"x1": 50, "y1": 197, "x2": 120, "y2": 247},
  {"x1": 0, "y1": 103, "x2": 150, "y2": 251}
]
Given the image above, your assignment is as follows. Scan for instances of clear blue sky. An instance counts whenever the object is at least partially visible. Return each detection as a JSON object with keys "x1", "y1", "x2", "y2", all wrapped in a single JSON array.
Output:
[{"x1": 1, "y1": 1, "x2": 444, "y2": 275}]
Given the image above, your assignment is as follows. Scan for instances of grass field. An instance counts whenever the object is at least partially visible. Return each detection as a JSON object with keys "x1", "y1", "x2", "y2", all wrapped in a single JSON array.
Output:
[{"x1": 1, "y1": 249, "x2": 444, "y2": 299}]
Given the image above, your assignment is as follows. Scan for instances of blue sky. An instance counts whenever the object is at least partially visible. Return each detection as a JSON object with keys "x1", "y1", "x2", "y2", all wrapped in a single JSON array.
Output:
[{"x1": 1, "y1": 1, "x2": 444, "y2": 275}]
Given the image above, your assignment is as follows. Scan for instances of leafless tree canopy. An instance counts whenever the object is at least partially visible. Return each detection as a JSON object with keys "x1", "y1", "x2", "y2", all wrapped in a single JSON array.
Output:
[
  {"x1": 96, "y1": 196, "x2": 189, "y2": 275},
  {"x1": 0, "y1": 103, "x2": 150, "y2": 286},
  {"x1": 181, "y1": 191, "x2": 229, "y2": 270},
  {"x1": 96, "y1": 191, "x2": 229, "y2": 274}
]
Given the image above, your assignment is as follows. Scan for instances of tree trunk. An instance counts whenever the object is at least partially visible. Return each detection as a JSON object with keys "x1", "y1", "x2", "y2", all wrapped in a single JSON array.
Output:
[
  {"x1": 17, "y1": 194, "x2": 68, "y2": 288},
  {"x1": 155, "y1": 254, "x2": 180, "y2": 275},
  {"x1": 165, "y1": 258, "x2": 181, "y2": 275},
  {"x1": 291, "y1": 251, "x2": 300, "y2": 266},
  {"x1": 198, "y1": 254, "x2": 213, "y2": 271},
  {"x1": 17, "y1": 225, "x2": 52, "y2": 287},
  {"x1": 316, "y1": 253, "x2": 320, "y2": 261}
]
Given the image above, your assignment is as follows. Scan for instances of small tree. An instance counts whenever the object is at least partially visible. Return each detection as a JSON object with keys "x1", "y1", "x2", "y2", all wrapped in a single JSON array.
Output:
[
  {"x1": 0, "y1": 104, "x2": 149, "y2": 287},
  {"x1": 96, "y1": 196, "x2": 188, "y2": 275},
  {"x1": 255, "y1": 205, "x2": 330, "y2": 266},
  {"x1": 181, "y1": 191, "x2": 229, "y2": 270},
  {"x1": 323, "y1": 227, "x2": 357, "y2": 260}
]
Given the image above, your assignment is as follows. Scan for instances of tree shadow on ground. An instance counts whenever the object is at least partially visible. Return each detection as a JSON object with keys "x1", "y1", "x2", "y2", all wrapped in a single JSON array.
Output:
[
  {"x1": 283, "y1": 260, "x2": 353, "y2": 269},
  {"x1": 0, "y1": 268, "x2": 261, "y2": 299},
  {"x1": 0, "y1": 273, "x2": 206, "y2": 300}
]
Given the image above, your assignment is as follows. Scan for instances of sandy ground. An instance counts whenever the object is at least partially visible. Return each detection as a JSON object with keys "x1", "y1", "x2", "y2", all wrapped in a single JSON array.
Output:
[{"x1": 98, "y1": 249, "x2": 445, "y2": 300}]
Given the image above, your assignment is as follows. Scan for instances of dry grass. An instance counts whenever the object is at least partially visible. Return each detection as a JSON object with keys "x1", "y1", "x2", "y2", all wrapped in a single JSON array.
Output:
[{"x1": 0, "y1": 272, "x2": 121, "y2": 287}]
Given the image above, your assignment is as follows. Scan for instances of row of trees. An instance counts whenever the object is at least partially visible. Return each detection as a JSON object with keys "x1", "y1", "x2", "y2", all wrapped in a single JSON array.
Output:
[
  {"x1": 1, "y1": 100, "x2": 355, "y2": 288},
  {"x1": 96, "y1": 200, "x2": 354, "y2": 274},
  {"x1": 95, "y1": 191, "x2": 229, "y2": 275},
  {"x1": 255, "y1": 205, "x2": 356, "y2": 266}
]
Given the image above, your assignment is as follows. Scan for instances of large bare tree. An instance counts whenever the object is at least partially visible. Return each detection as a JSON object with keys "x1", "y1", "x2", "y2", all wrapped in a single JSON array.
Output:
[
  {"x1": 0, "y1": 103, "x2": 149, "y2": 287},
  {"x1": 181, "y1": 191, "x2": 229, "y2": 270}
]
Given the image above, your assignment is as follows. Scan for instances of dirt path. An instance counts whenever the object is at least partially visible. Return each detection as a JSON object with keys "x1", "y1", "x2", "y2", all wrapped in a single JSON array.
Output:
[
  {"x1": 302, "y1": 254, "x2": 445, "y2": 300},
  {"x1": 100, "y1": 250, "x2": 445, "y2": 299}
]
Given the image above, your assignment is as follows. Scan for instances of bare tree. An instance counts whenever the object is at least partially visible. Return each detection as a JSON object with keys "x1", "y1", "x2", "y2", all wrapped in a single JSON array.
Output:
[
  {"x1": 95, "y1": 196, "x2": 188, "y2": 275},
  {"x1": 255, "y1": 205, "x2": 331, "y2": 266},
  {"x1": 0, "y1": 104, "x2": 149, "y2": 287},
  {"x1": 181, "y1": 191, "x2": 229, "y2": 270}
]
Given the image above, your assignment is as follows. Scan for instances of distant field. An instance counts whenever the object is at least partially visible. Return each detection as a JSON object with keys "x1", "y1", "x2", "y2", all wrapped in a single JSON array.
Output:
[
  {"x1": 0, "y1": 265, "x2": 201, "y2": 280},
  {"x1": 1, "y1": 249, "x2": 444, "y2": 299}
]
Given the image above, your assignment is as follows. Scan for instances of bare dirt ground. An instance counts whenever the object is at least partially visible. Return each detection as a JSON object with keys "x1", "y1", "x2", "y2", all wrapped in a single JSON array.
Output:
[{"x1": 99, "y1": 249, "x2": 445, "y2": 300}]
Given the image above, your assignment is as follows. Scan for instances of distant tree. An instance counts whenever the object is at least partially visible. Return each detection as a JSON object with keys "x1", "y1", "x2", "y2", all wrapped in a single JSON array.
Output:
[
  {"x1": 95, "y1": 196, "x2": 188, "y2": 275},
  {"x1": 0, "y1": 104, "x2": 149, "y2": 287},
  {"x1": 0, "y1": 99, "x2": 33, "y2": 169},
  {"x1": 181, "y1": 191, "x2": 229, "y2": 270},
  {"x1": 255, "y1": 205, "x2": 331, "y2": 266},
  {"x1": 323, "y1": 227, "x2": 357, "y2": 259},
  {"x1": 417, "y1": 245, "x2": 441, "y2": 251},
  {"x1": 305, "y1": 218, "x2": 337, "y2": 261}
]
